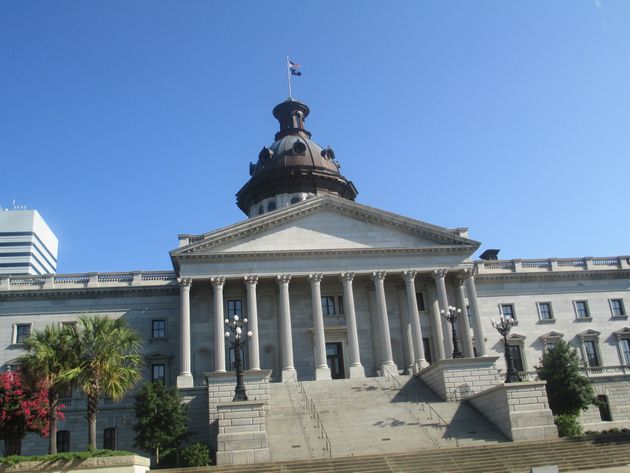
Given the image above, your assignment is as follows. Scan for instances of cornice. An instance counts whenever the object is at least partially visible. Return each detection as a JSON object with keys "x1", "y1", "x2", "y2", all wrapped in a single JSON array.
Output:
[
  {"x1": 175, "y1": 245, "x2": 475, "y2": 265},
  {"x1": 172, "y1": 196, "x2": 479, "y2": 258},
  {"x1": 475, "y1": 269, "x2": 630, "y2": 283},
  {"x1": 0, "y1": 284, "x2": 179, "y2": 300}
]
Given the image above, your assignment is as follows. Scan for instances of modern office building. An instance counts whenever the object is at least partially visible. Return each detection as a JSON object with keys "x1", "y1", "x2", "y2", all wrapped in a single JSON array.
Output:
[
  {"x1": 0, "y1": 209, "x2": 58, "y2": 275},
  {"x1": 0, "y1": 99, "x2": 628, "y2": 461}
]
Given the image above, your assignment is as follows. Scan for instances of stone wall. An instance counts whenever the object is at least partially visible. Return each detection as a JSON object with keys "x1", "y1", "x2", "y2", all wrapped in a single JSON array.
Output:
[
  {"x1": 579, "y1": 375, "x2": 630, "y2": 431},
  {"x1": 0, "y1": 455, "x2": 150, "y2": 473},
  {"x1": 215, "y1": 401, "x2": 269, "y2": 465},
  {"x1": 418, "y1": 357, "x2": 501, "y2": 401},
  {"x1": 466, "y1": 381, "x2": 558, "y2": 441}
]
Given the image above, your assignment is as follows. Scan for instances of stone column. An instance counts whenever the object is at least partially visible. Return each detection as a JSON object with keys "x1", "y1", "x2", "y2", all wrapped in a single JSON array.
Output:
[
  {"x1": 244, "y1": 276, "x2": 261, "y2": 370},
  {"x1": 464, "y1": 268, "x2": 486, "y2": 356},
  {"x1": 433, "y1": 269, "x2": 453, "y2": 358},
  {"x1": 211, "y1": 277, "x2": 226, "y2": 372},
  {"x1": 455, "y1": 276, "x2": 475, "y2": 358},
  {"x1": 308, "y1": 274, "x2": 332, "y2": 380},
  {"x1": 371, "y1": 271, "x2": 398, "y2": 375},
  {"x1": 430, "y1": 293, "x2": 446, "y2": 361},
  {"x1": 177, "y1": 278, "x2": 194, "y2": 388},
  {"x1": 398, "y1": 285, "x2": 415, "y2": 374},
  {"x1": 340, "y1": 272, "x2": 365, "y2": 378},
  {"x1": 402, "y1": 270, "x2": 428, "y2": 372},
  {"x1": 277, "y1": 274, "x2": 297, "y2": 381}
]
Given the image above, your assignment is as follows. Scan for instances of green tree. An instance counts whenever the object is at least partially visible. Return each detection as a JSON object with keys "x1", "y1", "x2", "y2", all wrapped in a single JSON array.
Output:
[
  {"x1": 536, "y1": 339, "x2": 596, "y2": 416},
  {"x1": 18, "y1": 324, "x2": 80, "y2": 454},
  {"x1": 68, "y1": 315, "x2": 143, "y2": 450},
  {"x1": 133, "y1": 382, "x2": 189, "y2": 466}
]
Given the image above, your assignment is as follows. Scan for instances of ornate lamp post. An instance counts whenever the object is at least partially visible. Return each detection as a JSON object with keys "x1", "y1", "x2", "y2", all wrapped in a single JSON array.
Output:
[
  {"x1": 491, "y1": 313, "x2": 522, "y2": 383},
  {"x1": 224, "y1": 314, "x2": 253, "y2": 401},
  {"x1": 440, "y1": 305, "x2": 463, "y2": 359}
]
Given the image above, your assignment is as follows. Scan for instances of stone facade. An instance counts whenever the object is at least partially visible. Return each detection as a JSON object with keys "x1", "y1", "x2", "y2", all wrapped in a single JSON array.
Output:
[{"x1": 215, "y1": 401, "x2": 269, "y2": 465}]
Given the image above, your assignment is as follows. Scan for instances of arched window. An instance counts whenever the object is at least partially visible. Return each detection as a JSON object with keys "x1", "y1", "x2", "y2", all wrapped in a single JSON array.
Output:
[
  {"x1": 267, "y1": 201, "x2": 277, "y2": 212},
  {"x1": 290, "y1": 197, "x2": 300, "y2": 204},
  {"x1": 258, "y1": 206, "x2": 264, "y2": 215},
  {"x1": 597, "y1": 395, "x2": 612, "y2": 421}
]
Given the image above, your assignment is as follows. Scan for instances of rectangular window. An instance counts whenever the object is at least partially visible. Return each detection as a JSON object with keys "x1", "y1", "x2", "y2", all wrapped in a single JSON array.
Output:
[
  {"x1": 14, "y1": 324, "x2": 31, "y2": 344},
  {"x1": 227, "y1": 300, "x2": 243, "y2": 318},
  {"x1": 537, "y1": 302, "x2": 553, "y2": 320},
  {"x1": 103, "y1": 427, "x2": 117, "y2": 450},
  {"x1": 545, "y1": 341, "x2": 557, "y2": 352},
  {"x1": 152, "y1": 320, "x2": 166, "y2": 338},
  {"x1": 152, "y1": 364, "x2": 165, "y2": 383},
  {"x1": 610, "y1": 299, "x2": 626, "y2": 317},
  {"x1": 467, "y1": 306, "x2": 472, "y2": 327},
  {"x1": 321, "y1": 296, "x2": 336, "y2": 316},
  {"x1": 416, "y1": 292, "x2": 426, "y2": 312},
  {"x1": 574, "y1": 301, "x2": 590, "y2": 318},
  {"x1": 500, "y1": 304, "x2": 515, "y2": 320},
  {"x1": 422, "y1": 337, "x2": 432, "y2": 363},
  {"x1": 336, "y1": 295, "x2": 344, "y2": 314},
  {"x1": 57, "y1": 430, "x2": 70, "y2": 453},
  {"x1": 584, "y1": 340, "x2": 600, "y2": 367},
  {"x1": 620, "y1": 339, "x2": 630, "y2": 366},
  {"x1": 509, "y1": 345, "x2": 524, "y2": 372}
]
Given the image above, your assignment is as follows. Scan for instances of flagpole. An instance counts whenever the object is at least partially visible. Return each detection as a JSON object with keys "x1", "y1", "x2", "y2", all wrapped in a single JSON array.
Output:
[{"x1": 286, "y1": 56, "x2": 292, "y2": 99}]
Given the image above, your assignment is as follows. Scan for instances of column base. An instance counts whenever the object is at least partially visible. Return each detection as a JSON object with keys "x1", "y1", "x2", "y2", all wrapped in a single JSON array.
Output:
[
  {"x1": 315, "y1": 366, "x2": 332, "y2": 380},
  {"x1": 380, "y1": 362, "x2": 399, "y2": 377},
  {"x1": 176, "y1": 372, "x2": 194, "y2": 388},
  {"x1": 412, "y1": 360, "x2": 430, "y2": 375},
  {"x1": 281, "y1": 367, "x2": 297, "y2": 382},
  {"x1": 349, "y1": 364, "x2": 365, "y2": 378}
]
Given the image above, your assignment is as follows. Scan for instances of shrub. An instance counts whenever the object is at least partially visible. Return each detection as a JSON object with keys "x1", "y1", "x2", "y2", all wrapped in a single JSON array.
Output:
[
  {"x1": 181, "y1": 442, "x2": 211, "y2": 467},
  {"x1": 554, "y1": 414, "x2": 582, "y2": 438}
]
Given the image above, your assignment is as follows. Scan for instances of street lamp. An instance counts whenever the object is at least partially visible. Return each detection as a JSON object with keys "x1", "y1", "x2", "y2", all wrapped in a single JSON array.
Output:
[
  {"x1": 441, "y1": 305, "x2": 463, "y2": 359},
  {"x1": 224, "y1": 314, "x2": 253, "y2": 401},
  {"x1": 491, "y1": 313, "x2": 522, "y2": 383}
]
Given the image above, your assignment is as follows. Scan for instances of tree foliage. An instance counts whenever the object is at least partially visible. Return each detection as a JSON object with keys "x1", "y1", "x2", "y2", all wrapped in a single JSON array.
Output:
[
  {"x1": 133, "y1": 382, "x2": 189, "y2": 465},
  {"x1": 68, "y1": 315, "x2": 143, "y2": 450},
  {"x1": 18, "y1": 324, "x2": 80, "y2": 454},
  {"x1": 536, "y1": 339, "x2": 596, "y2": 416},
  {"x1": 0, "y1": 371, "x2": 61, "y2": 456}
]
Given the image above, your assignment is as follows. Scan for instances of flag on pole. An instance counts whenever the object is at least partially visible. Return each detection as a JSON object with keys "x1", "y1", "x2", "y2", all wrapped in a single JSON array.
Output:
[{"x1": 289, "y1": 59, "x2": 302, "y2": 76}]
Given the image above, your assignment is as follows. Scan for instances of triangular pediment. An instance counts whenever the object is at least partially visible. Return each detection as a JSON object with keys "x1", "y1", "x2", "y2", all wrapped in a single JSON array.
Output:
[{"x1": 171, "y1": 196, "x2": 479, "y2": 260}]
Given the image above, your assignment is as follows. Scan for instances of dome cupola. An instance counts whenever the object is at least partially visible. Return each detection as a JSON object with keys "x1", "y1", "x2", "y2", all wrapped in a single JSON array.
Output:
[{"x1": 236, "y1": 99, "x2": 358, "y2": 217}]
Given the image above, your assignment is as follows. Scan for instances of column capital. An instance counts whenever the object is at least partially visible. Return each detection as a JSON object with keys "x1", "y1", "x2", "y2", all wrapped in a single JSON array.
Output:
[
  {"x1": 308, "y1": 273, "x2": 323, "y2": 285},
  {"x1": 340, "y1": 272, "x2": 355, "y2": 283},
  {"x1": 210, "y1": 276, "x2": 225, "y2": 287},
  {"x1": 402, "y1": 269, "x2": 417, "y2": 283},
  {"x1": 463, "y1": 266, "x2": 478, "y2": 278},
  {"x1": 276, "y1": 274, "x2": 292, "y2": 285},
  {"x1": 433, "y1": 268, "x2": 448, "y2": 280},
  {"x1": 455, "y1": 275, "x2": 465, "y2": 286},
  {"x1": 371, "y1": 271, "x2": 386, "y2": 282},
  {"x1": 244, "y1": 275, "x2": 259, "y2": 286},
  {"x1": 178, "y1": 277, "x2": 192, "y2": 288}
]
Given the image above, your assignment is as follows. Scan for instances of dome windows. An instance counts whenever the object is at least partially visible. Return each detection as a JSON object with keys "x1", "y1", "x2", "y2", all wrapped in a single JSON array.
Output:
[
  {"x1": 292, "y1": 140, "x2": 307, "y2": 154},
  {"x1": 267, "y1": 201, "x2": 277, "y2": 212},
  {"x1": 290, "y1": 197, "x2": 300, "y2": 204}
]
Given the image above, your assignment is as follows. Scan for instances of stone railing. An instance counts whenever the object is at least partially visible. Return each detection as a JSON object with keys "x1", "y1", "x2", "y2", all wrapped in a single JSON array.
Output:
[
  {"x1": 506, "y1": 365, "x2": 630, "y2": 382},
  {"x1": 476, "y1": 256, "x2": 630, "y2": 274},
  {"x1": 0, "y1": 271, "x2": 177, "y2": 291}
]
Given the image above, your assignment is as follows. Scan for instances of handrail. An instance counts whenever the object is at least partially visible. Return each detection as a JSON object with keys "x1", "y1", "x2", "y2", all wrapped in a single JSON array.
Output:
[{"x1": 297, "y1": 382, "x2": 332, "y2": 458}]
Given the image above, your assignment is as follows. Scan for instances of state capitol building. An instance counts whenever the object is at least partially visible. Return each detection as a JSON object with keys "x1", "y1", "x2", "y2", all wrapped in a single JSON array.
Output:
[{"x1": 1, "y1": 98, "x2": 629, "y2": 461}]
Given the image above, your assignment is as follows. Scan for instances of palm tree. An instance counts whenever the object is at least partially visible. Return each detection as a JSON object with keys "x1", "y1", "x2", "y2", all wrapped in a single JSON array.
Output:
[
  {"x1": 70, "y1": 315, "x2": 143, "y2": 450},
  {"x1": 19, "y1": 324, "x2": 80, "y2": 454}
]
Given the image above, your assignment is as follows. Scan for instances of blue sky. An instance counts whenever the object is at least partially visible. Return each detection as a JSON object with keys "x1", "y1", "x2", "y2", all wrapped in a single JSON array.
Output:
[{"x1": 1, "y1": 1, "x2": 629, "y2": 273}]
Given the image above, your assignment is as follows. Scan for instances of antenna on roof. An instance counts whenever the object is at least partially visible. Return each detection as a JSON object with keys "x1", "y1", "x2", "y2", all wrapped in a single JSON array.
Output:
[{"x1": 11, "y1": 199, "x2": 27, "y2": 210}]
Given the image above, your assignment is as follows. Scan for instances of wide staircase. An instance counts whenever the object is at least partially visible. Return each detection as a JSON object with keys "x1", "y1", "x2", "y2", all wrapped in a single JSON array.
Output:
[
  {"x1": 165, "y1": 436, "x2": 630, "y2": 472},
  {"x1": 265, "y1": 374, "x2": 506, "y2": 462}
]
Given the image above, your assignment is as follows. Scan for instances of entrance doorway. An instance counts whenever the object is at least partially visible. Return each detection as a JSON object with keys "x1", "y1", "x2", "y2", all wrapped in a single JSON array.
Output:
[{"x1": 326, "y1": 342, "x2": 345, "y2": 379}]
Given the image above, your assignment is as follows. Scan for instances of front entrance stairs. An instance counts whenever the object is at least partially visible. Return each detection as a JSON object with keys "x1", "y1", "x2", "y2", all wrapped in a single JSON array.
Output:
[{"x1": 265, "y1": 374, "x2": 506, "y2": 462}]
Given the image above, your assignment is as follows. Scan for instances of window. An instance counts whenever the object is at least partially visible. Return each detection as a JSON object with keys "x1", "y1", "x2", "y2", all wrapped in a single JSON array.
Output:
[
  {"x1": 416, "y1": 292, "x2": 426, "y2": 312},
  {"x1": 540, "y1": 331, "x2": 563, "y2": 353},
  {"x1": 537, "y1": 302, "x2": 554, "y2": 321},
  {"x1": 152, "y1": 364, "x2": 165, "y2": 383},
  {"x1": 620, "y1": 339, "x2": 630, "y2": 366},
  {"x1": 258, "y1": 206, "x2": 264, "y2": 215},
  {"x1": 290, "y1": 196, "x2": 300, "y2": 204},
  {"x1": 227, "y1": 300, "x2": 243, "y2": 318},
  {"x1": 506, "y1": 334, "x2": 527, "y2": 373},
  {"x1": 321, "y1": 295, "x2": 344, "y2": 316},
  {"x1": 14, "y1": 324, "x2": 31, "y2": 344},
  {"x1": 509, "y1": 345, "x2": 524, "y2": 372},
  {"x1": 574, "y1": 301, "x2": 590, "y2": 319},
  {"x1": 267, "y1": 201, "x2": 277, "y2": 212},
  {"x1": 321, "y1": 296, "x2": 335, "y2": 315},
  {"x1": 422, "y1": 337, "x2": 432, "y2": 363},
  {"x1": 610, "y1": 299, "x2": 626, "y2": 317},
  {"x1": 152, "y1": 320, "x2": 166, "y2": 338},
  {"x1": 466, "y1": 306, "x2": 472, "y2": 327},
  {"x1": 103, "y1": 427, "x2": 117, "y2": 450},
  {"x1": 499, "y1": 304, "x2": 516, "y2": 321},
  {"x1": 597, "y1": 395, "x2": 612, "y2": 422},
  {"x1": 583, "y1": 340, "x2": 600, "y2": 367},
  {"x1": 57, "y1": 430, "x2": 70, "y2": 453}
]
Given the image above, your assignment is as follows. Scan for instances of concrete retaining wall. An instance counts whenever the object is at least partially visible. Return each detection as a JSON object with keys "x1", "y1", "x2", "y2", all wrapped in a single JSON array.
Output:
[{"x1": 0, "y1": 455, "x2": 150, "y2": 473}]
